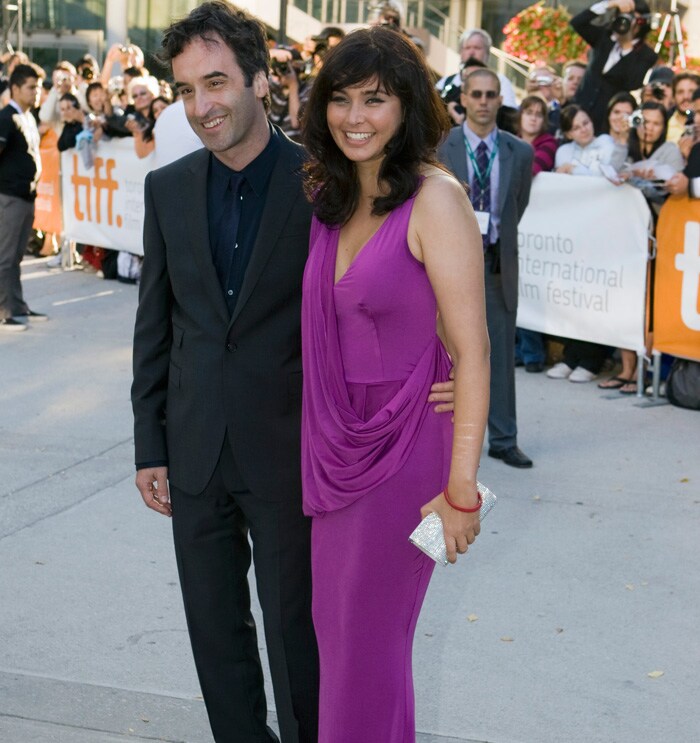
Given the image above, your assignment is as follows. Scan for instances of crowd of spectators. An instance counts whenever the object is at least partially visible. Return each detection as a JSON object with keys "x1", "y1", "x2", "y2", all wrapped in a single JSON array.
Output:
[
  {"x1": 2, "y1": 0, "x2": 699, "y2": 397},
  {"x1": 431, "y1": 0, "x2": 700, "y2": 395}
]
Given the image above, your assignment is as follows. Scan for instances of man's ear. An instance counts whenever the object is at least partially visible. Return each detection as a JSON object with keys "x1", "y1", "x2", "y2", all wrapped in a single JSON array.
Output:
[{"x1": 253, "y1": 70, "x2": 269, "y2": 101}]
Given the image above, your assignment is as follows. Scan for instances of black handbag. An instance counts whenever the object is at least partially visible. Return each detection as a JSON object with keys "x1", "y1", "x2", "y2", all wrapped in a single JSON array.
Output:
[{"x1": 666, "y1": 358, "x2": 700, "y2": 411}]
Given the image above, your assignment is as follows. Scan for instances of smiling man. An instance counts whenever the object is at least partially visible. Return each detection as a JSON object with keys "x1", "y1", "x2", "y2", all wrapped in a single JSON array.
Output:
[{"x1": 131, "y1": 3, "x2": 319, "y2": 741}]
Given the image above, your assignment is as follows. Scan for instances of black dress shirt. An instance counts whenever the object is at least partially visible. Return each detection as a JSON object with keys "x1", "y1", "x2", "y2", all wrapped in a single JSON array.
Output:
[
  {"x1": 135, "y1": 126, "x2": 280, "y2": 472},
  {"x1": 207, "y1": 124, "x2": 280, "y2": 314}
]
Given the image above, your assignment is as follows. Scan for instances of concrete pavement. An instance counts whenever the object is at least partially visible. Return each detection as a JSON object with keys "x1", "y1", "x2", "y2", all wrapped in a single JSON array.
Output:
[{"x1": 1, "y1": 256, "x2": 698, "y2": 743}]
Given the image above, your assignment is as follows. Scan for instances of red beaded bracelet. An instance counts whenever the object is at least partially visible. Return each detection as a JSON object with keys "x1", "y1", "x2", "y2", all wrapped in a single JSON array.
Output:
[{"x1": 444, "y1": 486, "x2": 482, "y2": 513}]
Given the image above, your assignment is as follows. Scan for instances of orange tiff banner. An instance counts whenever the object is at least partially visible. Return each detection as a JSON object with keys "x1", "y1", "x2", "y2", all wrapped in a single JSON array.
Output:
[
  {"x1": 33, "y1": 130, "x2": 63, "y2": 235},
  {"x1": 654, "y1": 196, "x2": 700, "y2": 361}
]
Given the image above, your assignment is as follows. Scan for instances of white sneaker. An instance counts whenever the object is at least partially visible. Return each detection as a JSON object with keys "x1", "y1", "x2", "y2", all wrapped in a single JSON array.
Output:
[
  {"x1": 547, "y1": 362, "x2": 573, "y2": 379},
  {"x1": 569, "y1": 366, "x2": 597, "y2": 383}
]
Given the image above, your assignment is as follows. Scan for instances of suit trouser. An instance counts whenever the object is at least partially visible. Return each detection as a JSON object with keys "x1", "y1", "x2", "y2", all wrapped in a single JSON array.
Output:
[
  {"x1": 484, "y1": 266, "x2": 518, "y2": 450},
  {"x1": 170, "y1": 435, "x2": 319, "y2": 743},
  {"x1": 0, "y1": 193, "x2": 33, "y2": 320}
]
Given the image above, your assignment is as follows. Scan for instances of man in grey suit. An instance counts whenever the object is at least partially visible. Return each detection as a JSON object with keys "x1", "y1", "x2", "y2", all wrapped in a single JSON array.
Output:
[{"x1": 438, "y1": 68, "x2": 534, "y2": 468}]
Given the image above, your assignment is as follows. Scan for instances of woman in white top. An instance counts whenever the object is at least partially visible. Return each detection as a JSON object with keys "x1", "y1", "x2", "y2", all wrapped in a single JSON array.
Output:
[{"x1": 555, "y1": 105, "x2": 626, "y2": 175}]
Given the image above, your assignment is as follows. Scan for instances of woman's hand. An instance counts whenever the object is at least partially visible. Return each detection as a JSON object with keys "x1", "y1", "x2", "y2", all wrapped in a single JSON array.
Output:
[
  {"x1": 420, "y1": 491, "x2": 480, "y2": 565},
  {"x1": 556, "y1": 163, "x2": 574, "y2": 174},
  {"x1": 664, "y1": 172, "x2": 689, "y2": 196}
]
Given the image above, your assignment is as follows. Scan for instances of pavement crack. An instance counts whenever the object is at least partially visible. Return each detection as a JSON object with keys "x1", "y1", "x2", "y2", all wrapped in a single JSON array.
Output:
[
  {"x1": 0, "y1": 438, "x2": 134, "y2": 500},
  {"x1": 0, "y1": 713, "x2": 188, "y2": 742}
]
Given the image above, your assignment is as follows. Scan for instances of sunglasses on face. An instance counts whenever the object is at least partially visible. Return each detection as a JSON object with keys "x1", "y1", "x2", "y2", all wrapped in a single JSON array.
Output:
[{"x1": 466, "y1": 89, "x2": 499, "y2": 100}]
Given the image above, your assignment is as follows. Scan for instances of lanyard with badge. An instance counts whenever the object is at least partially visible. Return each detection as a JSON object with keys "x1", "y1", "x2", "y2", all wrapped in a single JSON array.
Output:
[{"x1": 464, "y1": 133, "x2": 498, "y2": 236}]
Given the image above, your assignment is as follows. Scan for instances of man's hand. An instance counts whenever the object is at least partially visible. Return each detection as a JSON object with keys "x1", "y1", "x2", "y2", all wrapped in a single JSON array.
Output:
[
  {"x1": 429, "y1": 367, "x2": 455, "y2": 414},
  {"x1": 610, "y1": 0, "x2": 635, "y2": 12},
  {"x1": 135, "y1": 466, "x2": 172, "y2": 517}
]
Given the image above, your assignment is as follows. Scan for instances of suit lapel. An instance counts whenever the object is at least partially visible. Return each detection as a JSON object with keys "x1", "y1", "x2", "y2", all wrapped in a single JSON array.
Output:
[
  {"x1": 447, "y1": 128, "x2": 469, "y2": 184},
  {"x1": 229, "y1": 139, "x2": 303, "y2": 326},
  {"x1": 499, "y1": 133, "x2": 514, "y2": 213},
  {"x1": 185, "y1": 150, "x2": 230, "y2": 324}
]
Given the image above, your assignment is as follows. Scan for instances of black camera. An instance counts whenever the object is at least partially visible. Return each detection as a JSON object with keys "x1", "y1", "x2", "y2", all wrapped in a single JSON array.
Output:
[
  {"x1": 650, "y1": 82, "x2": 666, "y2": 101},
  {"x1": 611, "y1": 12, "x2": 635, "y2": 34}
]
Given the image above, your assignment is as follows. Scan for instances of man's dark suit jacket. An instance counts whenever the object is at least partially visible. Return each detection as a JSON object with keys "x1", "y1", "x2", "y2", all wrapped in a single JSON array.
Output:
[
  {"x1": 132, "y1": 132, "x2": 311, "y2": 498},
  {"x1": 437, "y1": 126, "x2": 533, "y2": 311},
  {"x1": 571, "y1": 9, "x2": 657, "y2": 133}
]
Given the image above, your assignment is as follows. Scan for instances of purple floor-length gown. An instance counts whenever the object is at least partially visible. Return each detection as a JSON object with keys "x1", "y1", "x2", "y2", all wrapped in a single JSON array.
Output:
[{"x1": 301, "y1": 187, "x2": 453, "y2": 742}]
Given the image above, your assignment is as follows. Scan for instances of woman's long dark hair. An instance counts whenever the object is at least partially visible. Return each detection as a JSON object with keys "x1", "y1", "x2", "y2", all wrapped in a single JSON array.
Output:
[
  {"x1": 627, "y1": 101, "x2": 668, "y2": 161},
  {"x1": 603, "y1": 91, "x2": 637, "y2": 134},
  {"x1": 302, "y1": 26, "x2": 451, "y2": 226}
]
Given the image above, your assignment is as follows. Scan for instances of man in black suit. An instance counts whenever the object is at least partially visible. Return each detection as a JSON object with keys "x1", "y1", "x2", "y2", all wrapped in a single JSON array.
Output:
[
  {"x1": 438, "y1": 69, "x2": 534, "y2": 469},
  {"x1": 571, "y1": 0, "x2": 657, "y2": 133},
  {"x1": 131, "y1": 4, "x2": 317, "y2": 741},
  {"x1": 132, "y1": 3, "x2": 453, "y2": 741}
]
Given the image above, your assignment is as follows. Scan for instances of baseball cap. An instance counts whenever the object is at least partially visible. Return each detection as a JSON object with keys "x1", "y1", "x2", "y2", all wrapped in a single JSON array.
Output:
[{"x1": 649, "y1": 66, "x2": 674, "y2": 85}]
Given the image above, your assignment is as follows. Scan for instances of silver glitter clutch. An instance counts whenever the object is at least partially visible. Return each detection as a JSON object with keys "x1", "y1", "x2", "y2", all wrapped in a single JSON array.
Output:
[{"x1": 409, "y1": 482, "x2": 497, "y2": 566}]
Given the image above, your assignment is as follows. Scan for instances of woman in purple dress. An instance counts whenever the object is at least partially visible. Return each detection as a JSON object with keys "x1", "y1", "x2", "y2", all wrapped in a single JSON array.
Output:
[{"x1": 301, "y1": 27, "x2": 490, "y2": 741}]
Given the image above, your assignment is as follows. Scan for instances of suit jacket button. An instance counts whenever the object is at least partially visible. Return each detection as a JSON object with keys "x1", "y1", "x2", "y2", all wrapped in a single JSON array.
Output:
[{"x1": 226, "y1": 342, "x2": 238, "y2": 352}]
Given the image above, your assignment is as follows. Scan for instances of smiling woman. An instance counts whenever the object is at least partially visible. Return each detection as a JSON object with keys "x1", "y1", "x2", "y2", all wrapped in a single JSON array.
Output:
[{"x1": 301, "y1": 26, "x2": 490, "y2": 743}]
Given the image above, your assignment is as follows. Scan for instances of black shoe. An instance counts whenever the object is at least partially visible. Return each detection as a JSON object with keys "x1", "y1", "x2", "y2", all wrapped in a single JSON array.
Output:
[
  {"x1": 525, "y1": 361, "x2": 544, "y2": 373},
  {"x1": 514, "y1": 358, "x2": 524, "y2": 368},
  {"x1": 488, "y1": 446, "x2": 533, "y2": 468},
  {"x1": 1, "y1": 317, "x2": 28, "y2": 332},
  {"x1": 15, "y1": 310, "x2": 48, "y2": 322}
]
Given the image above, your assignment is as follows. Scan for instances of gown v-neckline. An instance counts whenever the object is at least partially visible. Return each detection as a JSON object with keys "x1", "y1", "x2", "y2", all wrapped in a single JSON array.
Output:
[{"x1": 333, "y1": 211, "x2": 394, "y2": 288}]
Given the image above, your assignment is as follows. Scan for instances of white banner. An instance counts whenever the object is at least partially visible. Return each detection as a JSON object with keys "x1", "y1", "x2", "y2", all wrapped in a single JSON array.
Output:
[
  {"x1": 516, "y1": 173, "x2": 651, "y2": 352},
  {"x1": 60, "y1": 139, "x2": 154, "y2": 256}
]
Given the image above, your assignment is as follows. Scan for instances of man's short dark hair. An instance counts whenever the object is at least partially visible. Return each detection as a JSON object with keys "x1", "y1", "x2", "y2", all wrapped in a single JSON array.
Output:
[
  {"x1": 462, "y1": 68, "x2": 500, "y2": 94},
  {"x1": 9, "y1": 64, "x2": 39, "y2": 90},
  {"x1": 60, "y1": 92, "x2": 81, "y2": 109},
  {"x1": 160, "y1": 0, "x2": 270, "y2": 87},
  {"x1": 672, "y1": 72, "x2": 700, "y2": 94}
]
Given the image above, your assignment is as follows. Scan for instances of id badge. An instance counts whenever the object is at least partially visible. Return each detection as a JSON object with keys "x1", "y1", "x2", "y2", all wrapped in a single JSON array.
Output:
[{"x1": 474, "y1": 210, "x2": 490, "y2": 236}]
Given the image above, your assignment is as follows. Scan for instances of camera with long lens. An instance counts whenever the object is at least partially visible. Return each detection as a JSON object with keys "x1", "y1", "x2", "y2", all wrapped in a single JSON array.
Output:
[
  {"x1": 628, "y1": 109, "x2": 644, "y2": 128},
  {"x1": 611, "y1": 12, "x2": 635, "y2": 34},
  {"x1": 270, "y1": 46, "x2": 305, "y2": 77},
  {"x1": 593, "y1": 7, "x2": 648, "y2": 35}
]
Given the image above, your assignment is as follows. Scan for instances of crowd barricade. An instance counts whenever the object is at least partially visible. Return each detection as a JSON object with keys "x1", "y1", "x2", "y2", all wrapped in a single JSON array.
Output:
[
  {"x1": 34, "y1": 130, "x2": 63, "y2": 235},
  {"x1": 516, "y1": 173, "x2": 652, "y2": 354},
  {"x1": 654, "y1": 196, "x2": 700, "y2": 363},
  {"x1": 59, "y1": 138, "x2": 154, "y2": 256}
]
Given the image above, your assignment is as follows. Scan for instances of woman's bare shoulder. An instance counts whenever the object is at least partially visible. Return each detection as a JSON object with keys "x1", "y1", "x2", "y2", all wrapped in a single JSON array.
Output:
[{"x1": 416, "y1": 165, "x2": 469, "y2": 209}]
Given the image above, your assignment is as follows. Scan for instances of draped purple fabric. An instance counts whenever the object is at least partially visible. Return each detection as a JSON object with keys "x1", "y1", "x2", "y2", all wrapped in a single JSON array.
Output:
[{"x1": 301, "y1": 191, "x2": 452, "y2": 516}]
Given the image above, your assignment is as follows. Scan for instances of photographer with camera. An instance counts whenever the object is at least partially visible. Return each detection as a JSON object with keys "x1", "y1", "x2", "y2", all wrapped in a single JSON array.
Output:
[
  {"x1": 267, "y1": 46, "x2": 304, "y2": 140},
  {"x1": 666, "y1": 71, "x2": 700, "y2": 144},
  {"x1": 39, "y1": 62, "x2": 80, "y2": 135},
  {"x1": 436, "y1": 29, "x2": 518, "y2": 113},
  {"x1": 525, "y1": 65, "x2": 561, "y2": 134},
  {"x1": 641, "y1": 66, "x2": 674, "y2": 111},
  {"x1": 571, "y1": 0, "x2": 657, "y2": 134}
]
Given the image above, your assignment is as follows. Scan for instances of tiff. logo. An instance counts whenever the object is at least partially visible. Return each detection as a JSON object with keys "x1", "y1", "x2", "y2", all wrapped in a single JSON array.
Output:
[
  {"x1": 675, "y1": 221, "x2": 700, "y2": 332},
  {"x1": 70, "y1": 154, "x2": 122, "y2": 227}
]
